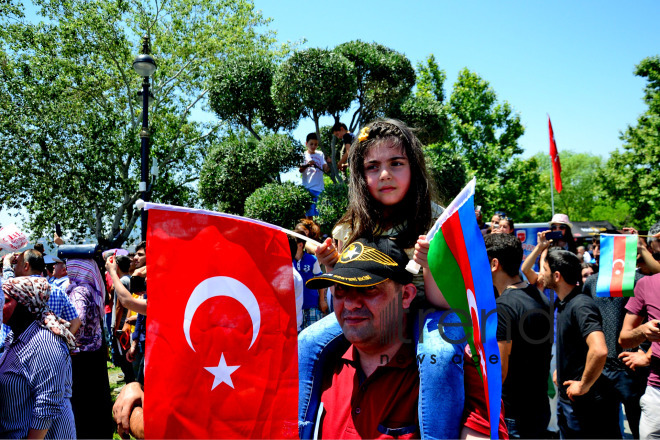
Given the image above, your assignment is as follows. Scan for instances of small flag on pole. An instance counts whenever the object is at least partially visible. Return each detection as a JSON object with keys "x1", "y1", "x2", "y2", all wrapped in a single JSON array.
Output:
[
  {"x1": 426, "y1": 178, "x2": 501, "y2": 439},
  {"x1": 548, "y1": 116, "x2": 563, "y2": 193},
  {"x1": 596, "y1": 234, "x2": 637, "y2": 297}
]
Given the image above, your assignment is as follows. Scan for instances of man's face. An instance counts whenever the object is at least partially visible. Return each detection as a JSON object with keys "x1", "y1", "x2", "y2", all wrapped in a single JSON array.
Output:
[
  {"x1": 593, "y1": 243, "x2": 600, "y2": 259},
  {"x1": 333, "y1": 279, "x2": 414, "y2": 350},
  {"x1": 306, "y1": 139, "x2": 318, "y2": 152},
  {"x1": 134, "y1": 249, "x2": 146, "y2": 269},
  {"x1": 332, "y1": 128, "x2": 346, "y2": 139},
  {"x1": 650, "y1": 239, "x2": 660, "y2": 254},
  {"x1": 53, "y1": 262, "x2": 67, "y2": 278},
  {"x1": 13, "y1": 252, "x2": 28, "y2": 277},
  {"x1": 3, "y1": 294, "x2": 17, "y2": 324},
  {"x1": 541, "y1": 260, "x2": 557, "y2": 290}
]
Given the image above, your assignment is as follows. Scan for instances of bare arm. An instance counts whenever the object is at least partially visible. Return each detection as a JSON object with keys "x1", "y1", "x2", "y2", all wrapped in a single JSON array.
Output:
[
  {"x1": 619, "y1": 313, "x2": 660, "y2": 348},
  {"x1": 337, "y1": 143, "x2": 351, "y2": 171},
  {"x1": 26, "y1": 429, "x2": 48, "y2": 439},
  {"x1": 563, "y1": 331, "x2": 607, "y2": 401},
  {"x1": 521, "y1": 231, "x2": 551, "y2": 285},
  {"x1": 105, "y1": 257, "x2": 147, "y2": 315},
  {"x1": 69, "y1": 317, "x2": 81, "y2": 335},
  {"x1": 618, "y1": 347, "x2": 653, "y2": 371}
]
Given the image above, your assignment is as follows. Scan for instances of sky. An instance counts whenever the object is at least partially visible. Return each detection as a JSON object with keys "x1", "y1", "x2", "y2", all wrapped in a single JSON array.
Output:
[
  {"x1": 2, "y1": 0, "x2": 659, "y2": 233},
  {"x1": 255, "y1": 0, "x2": 659, "y2": 159}
]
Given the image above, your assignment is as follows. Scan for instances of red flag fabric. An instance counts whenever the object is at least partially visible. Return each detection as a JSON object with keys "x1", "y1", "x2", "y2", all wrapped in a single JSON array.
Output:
[
  {"x1": 548, "y1": 116, "x2": 562, "y2": 193},
  {"x1": 143, "y1": 204, "x2": 299, "y2": 439}
]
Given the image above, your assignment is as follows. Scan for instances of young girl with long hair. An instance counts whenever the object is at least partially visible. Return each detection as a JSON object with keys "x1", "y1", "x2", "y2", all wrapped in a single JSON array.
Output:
[{"x1": 301, "y1": 119, "x2": 504, "y2": 438}]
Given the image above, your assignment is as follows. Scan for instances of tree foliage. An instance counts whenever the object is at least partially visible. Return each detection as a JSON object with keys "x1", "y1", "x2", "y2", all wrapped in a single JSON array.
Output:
[
  {"x1": 208, "y1": 54, "x2": 296, "y2": 139},
  {"x1": 445, "y1": 68, "x2": 525, "y2": 213},
  {"x1": 334, "y1": 40, "x2": 415, "y2": 132},
  {"x1": 198, "y1": 134, "x2": 303, "y2": 215},
  {"x1": 244, "y1": 182, "x2": 312, "y2": 229},
  {"x1": 423, "y1": 144, "x2": 467, "y2": 207},
  {"x1": 0, "y1": 0, "x2": 274, "y2": 245},
  {"x1": 603, "y1": 56, "x2": 660, "y2": 228}
]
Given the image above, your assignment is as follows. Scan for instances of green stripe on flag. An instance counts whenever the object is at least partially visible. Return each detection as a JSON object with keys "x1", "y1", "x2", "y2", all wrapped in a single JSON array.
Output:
[
  {"x1": 428, "y1": 229, "x2": 470, "y2": 321},
  {"x1": 622, "y1": 236, "x2": 637, "y2": 297}
]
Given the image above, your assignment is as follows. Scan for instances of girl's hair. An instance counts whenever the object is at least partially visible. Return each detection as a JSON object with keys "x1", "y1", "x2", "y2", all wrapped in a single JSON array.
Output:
[
  {"x1": 581, "y1": 262, "x2": 598, "y2": 273},
  {"x1": 337, "y1": 118, "x2": 433, "y2": 249}
]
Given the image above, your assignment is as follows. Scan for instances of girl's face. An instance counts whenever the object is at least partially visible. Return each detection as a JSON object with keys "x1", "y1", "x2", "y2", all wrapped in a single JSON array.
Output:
[
  {"x1": 500, "y1": 221, "x2": 513, "y2": 235},
  {"x1": 363, "y1": 142, "x2": 411, "y2": 207},
  {"x1": 581, "y1": 267, "x2": 594, "y2": 284}
]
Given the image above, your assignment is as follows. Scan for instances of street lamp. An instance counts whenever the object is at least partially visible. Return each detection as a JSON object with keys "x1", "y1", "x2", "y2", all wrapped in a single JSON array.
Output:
[{"x1": 133, "y1": 35, "x2": 157, "y2": 241}]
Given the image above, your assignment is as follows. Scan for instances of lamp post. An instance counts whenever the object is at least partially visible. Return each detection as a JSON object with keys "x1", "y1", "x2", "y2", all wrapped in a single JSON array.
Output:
[{"x1": 133, "y1": 35, "x2": 157, "y2": 241}]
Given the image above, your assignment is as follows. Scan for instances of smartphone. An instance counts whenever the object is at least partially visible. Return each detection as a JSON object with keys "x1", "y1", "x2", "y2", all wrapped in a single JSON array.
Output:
[
  {"x1": 546, "y1": 231, "x2": 563, "y2": 241},
  {"x1": 55, "y1": 223, "x2": 62, "y2": 237}
]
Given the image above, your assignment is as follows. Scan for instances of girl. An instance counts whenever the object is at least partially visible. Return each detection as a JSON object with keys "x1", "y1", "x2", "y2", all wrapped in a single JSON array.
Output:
[
  {"x1": 493, "y1": 217, "x2": 515, "y2": 236},
  {"x1": 315, "y1": 119, "x2": 446, "y2": 306},
  {"x1": 302, "y1": 119, "x2": 502, "y2": 439}
]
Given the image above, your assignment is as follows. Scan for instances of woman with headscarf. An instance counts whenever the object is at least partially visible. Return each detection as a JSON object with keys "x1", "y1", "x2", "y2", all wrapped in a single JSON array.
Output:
[
  {"x1": 0, "y1": 276, "x2": 77, "y2": 439},
  {"x1": 66, "y1": 259, "x2": 113, "y2": 439}
]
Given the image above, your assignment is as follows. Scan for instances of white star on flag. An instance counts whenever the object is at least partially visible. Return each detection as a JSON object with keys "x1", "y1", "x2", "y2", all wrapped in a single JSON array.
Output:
[{"x1": 205, "y1": 353, "x2": 240, "y2": 390}]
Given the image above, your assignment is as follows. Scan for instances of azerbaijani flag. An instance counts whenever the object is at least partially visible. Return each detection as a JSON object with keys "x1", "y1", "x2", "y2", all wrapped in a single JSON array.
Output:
[
  {"x1": 596, "y1": 234, "x2": 637, "y2": 297},
  {"x1": 426, "y1": 178, "x2": 501, "y2": 439}
]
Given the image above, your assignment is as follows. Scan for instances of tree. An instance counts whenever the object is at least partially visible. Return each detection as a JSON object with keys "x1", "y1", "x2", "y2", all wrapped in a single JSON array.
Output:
[
  {"x1": 424, "y1": 144, "x2": 467, "y2": 206},
  {"x1": 244, "y1": 182, "x2": 311, "y2": 230},
  {"x1": 603, "y1": 56, "x2": 660, "y2": 228},
  {"x1": 272, "y1": 48, "x2": 356, "y2": 183},
  {"x1": 334, "y1": 40, "x2": 415, "y2": 132},
  {"x1": 446, "y1": 68, "x2": 525, "y2": 213},
  {"x1": 0, "y1": 0, "x2": 274, "y2": 246},
  {"x1": 198, "y1": 134, "x2": 303, "y2": 215},
  {"x1": 208, "y1": 54, "x2": 296, "y2": 140}
]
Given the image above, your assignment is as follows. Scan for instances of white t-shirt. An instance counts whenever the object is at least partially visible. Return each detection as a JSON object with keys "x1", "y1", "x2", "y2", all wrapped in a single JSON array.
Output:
[{"x1": 301, "y1": 150, "x2": 326, "y2": 193}]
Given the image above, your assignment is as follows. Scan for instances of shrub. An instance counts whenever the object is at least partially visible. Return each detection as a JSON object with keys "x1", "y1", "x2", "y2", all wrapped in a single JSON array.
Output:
[
  {"x1": 316, "y1": 183, "x2": 349, "y2": 236},
  {"x1": 244, "y1": 182, "x2": 312, "y2": 229}
]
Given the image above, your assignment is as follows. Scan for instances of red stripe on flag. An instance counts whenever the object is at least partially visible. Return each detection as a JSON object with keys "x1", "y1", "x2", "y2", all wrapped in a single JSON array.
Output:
[
  {"x1": 441, "y1": 214, "x2": 493, "y2": 424},
  {"x1": 610, "y1": 236, "x2": 626, "y2": 297},
  {"x1": 441, "y1": 213, "x2": 476, "y2": 300}
]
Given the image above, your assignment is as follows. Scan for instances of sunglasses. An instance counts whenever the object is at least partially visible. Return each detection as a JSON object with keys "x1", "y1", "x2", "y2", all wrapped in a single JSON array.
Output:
[{"x1": 551, "y1": 224, "x2": 568, "y2": 231}]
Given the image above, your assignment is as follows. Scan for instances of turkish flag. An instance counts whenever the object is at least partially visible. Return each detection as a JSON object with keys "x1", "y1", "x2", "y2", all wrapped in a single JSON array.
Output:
[
  {"x1": 143, "y1": 205, "x2": 299, "y2": 439},
  {"x1": 548, "y1": 116, "x2": 562, "y2": 193}
]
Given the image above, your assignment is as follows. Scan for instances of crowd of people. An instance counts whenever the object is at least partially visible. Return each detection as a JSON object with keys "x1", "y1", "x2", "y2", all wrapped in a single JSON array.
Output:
[{"x1": 1, "y1": 118, "x2": 659, "y2": 439}]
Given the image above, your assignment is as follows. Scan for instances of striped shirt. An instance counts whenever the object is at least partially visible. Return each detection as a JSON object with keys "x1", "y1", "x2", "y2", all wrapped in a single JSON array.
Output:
[{"x1": 0, "y1": 321, "x2": 76, "y2": 439}]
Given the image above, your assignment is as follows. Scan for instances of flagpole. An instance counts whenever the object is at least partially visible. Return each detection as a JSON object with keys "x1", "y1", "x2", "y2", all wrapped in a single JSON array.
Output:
[{"x1": 550, "y1": 164, "x2": 555, "y2": 216}]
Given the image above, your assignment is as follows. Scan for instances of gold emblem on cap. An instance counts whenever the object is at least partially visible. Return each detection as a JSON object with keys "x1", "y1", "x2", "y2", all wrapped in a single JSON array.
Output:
[{"x1": 339, "y1": 242, "x2": 398, "y2": 266}]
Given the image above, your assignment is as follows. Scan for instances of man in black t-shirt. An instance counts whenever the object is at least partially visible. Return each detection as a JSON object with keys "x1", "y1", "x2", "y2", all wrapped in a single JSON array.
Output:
[
  {"x1": 543, "y1": 249, "x2": 618, "y2": 439},
  {"x1": 332, "y1": 122, "x2": 355, "y2": 172},
  {"x1": 485, "y1": 234, "x2": 553, "y2": 438}
]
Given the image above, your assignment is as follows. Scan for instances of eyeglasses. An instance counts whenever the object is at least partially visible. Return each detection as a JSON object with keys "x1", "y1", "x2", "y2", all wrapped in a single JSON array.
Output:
[{"x1": 551, "y1": 224, "x2": 567, "y2": 231}]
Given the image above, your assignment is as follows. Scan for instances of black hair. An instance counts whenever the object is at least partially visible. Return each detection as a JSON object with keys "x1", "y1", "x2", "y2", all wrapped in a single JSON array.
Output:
[
  {"x1": 23, "y1": 249, "x2": 45, "y2": 273},
  {"x1": 45, "y1": 263, "x2": 55, "y2": 274},
  {"x1": 33, "y1": 243, "x2": 45, "y2": 253},
  {"x1": 306, "y1": 132, "x2": 318, "y2": 142},
  {"x1": 331, "y1": 122, "x2": 348, "y2": 132},
  {"x1": 484, "y1": 233, "x2": 523, "y2": 277},
  {"x1": 287, "y1": 235, "x2": 298, "y2": 259},
  {"x1": 546, "y1": 249, "x2": 581, "y2": 286},
  {"x1": 116, "y1": 255, "x2": 132, "y2": 273},
  {"x1": 581, "y1": 262, "x2": 598, "y2": 273},
  {"x1": 135, "y1": 241, "x2": 146, "y2": 252},
  {"x1": 336, "y1": 119, "x2": 434, "y2": 249}
]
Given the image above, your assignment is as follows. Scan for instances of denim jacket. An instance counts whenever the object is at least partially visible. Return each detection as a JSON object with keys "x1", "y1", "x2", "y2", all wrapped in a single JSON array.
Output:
[{"x1": 298, "y1": 311, "x2": 467, "y2": 439}]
